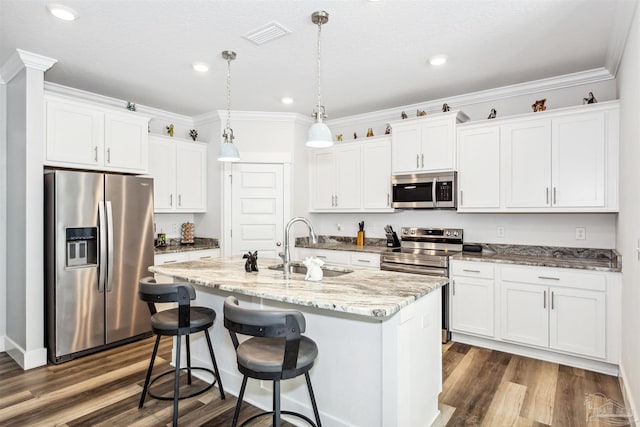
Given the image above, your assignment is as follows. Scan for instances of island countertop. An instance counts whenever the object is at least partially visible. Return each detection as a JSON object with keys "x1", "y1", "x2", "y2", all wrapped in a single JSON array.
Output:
[{"x1": 148, "y1": 256, "x2": 447, "y2": 318}]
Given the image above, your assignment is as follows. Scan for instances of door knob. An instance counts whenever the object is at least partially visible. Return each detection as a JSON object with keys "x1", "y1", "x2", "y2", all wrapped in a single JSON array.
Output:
[{"x1": 276, "y1": 242, "x2": 282, "y2": 247}]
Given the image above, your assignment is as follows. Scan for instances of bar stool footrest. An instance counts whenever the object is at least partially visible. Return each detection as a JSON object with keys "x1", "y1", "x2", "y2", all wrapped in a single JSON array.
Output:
[
  {"x1": 148, "y1": 367, "x2": 217, "y2": 401},
  {"x1": 239, "y1": 410, "x2": 318, "y2": 427}
]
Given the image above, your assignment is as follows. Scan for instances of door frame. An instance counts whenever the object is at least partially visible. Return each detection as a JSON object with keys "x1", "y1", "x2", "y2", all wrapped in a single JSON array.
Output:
[{"x1": 221, "y1": 152, "x2": 292, "y2": 257}]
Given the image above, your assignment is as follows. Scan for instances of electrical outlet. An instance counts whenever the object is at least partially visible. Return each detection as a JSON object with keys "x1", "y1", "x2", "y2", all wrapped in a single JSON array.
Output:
[
  {"x1": 576, "y1": 227, "x2": 586, "y2": 240},
  {"x1": 496, "y1": 226, "x2": 505, "y2": 238},
  {"x1": 337, "y1": 223, "x2": 342, "y2": 231},
  {"x1": 171, "y1": 223, "x2": 178, "y2": 234}
]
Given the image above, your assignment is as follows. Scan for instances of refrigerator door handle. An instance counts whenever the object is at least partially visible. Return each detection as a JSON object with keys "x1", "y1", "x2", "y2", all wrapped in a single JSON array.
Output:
[
  {"x1": 98, "y1": 201, "x2": 107, "y2": 293},
  {"x1": 106, "y1": 201, "x2": 115, "y2": 292}
]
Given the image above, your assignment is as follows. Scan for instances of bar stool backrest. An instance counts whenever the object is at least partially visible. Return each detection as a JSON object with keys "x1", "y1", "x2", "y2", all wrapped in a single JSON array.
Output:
[{"x1": 138, "y1": 276, "x2": 197, "y2": 333}]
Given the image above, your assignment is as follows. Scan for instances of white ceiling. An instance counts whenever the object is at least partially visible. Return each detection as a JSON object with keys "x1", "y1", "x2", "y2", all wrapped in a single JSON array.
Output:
[{"x1": 0, "y1": 0, "x2": 637, "y2": 119}]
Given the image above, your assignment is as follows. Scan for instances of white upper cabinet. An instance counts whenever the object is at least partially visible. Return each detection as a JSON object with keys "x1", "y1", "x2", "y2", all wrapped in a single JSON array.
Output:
[
  {"x1": 456, "y1": 101, "x2": 619, "y2": 212},
  {"x1": 45, "y1": 94, "x2": 149, "y2": 173},
  {"x1": 308, "y1": 136, "x2": 393, "y2": 212},
  {"x1": 390, "y1": 110, "x2": 469, "y2": 174},
  {"x1": 148, "y1": 135, "x2": 207, "y2": 213}
]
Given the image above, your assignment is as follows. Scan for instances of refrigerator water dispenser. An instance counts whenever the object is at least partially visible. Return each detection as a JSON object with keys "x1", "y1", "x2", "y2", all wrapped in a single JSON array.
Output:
[{"x1": 65, "y1": 227, "x2": 97, "y2": 267}]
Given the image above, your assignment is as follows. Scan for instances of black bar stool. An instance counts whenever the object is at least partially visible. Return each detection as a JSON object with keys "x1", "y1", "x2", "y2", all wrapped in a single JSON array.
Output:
[
  {"x1": 223, "y1": 295, "x2": 322, "y2": 427},
  {"x1": 138, "y1": 277, "x2": 225, "y2": 426}
]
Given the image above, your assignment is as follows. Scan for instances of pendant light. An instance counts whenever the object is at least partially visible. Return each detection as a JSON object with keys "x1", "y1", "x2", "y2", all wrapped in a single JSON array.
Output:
[
  {"x1": 218, "y1": 50, "x2": 240, "y2": 162},
  {"x1": 306, "y1": 11, "x2": 333, "y2": 148}
]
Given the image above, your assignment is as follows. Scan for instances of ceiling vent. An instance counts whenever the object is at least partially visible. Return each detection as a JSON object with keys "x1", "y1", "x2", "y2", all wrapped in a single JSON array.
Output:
[{"x1": 243, "y1": 21, "x2": 292, "y2": 45}]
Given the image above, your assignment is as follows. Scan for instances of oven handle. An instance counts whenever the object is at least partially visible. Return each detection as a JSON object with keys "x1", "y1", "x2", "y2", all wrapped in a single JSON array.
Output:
[{"x1": 432, "y1": 178, "x2": 437, "y2": 208}]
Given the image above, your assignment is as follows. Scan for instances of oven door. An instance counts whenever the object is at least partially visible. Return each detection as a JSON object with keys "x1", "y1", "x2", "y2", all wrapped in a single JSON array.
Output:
[{"x1": 391, "y1": 181, "x2": 434, "y2": 208}]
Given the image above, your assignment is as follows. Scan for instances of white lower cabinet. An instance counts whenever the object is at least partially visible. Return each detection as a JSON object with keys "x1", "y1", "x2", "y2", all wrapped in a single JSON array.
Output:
[
  {"x1": 450, "y1": 261, "x2": 495, "y2": 337},
  {"x1": 154, "y1": 249, "x2": 220, "y2": 283}
]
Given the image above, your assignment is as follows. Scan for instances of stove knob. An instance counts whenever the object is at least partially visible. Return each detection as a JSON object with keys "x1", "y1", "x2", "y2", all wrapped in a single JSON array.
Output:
[
  {"x1": 410, "y1": 229, "x2": 416, "y2": 235},
  {"x1": 453, "y1": 231, "x2": 459, "y2": 237},
  {"x1": 445, "y1": 231, "x2": 451, "y2": 236}
]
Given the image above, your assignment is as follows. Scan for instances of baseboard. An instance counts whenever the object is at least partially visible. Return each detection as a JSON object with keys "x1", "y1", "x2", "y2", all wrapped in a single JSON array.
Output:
[
  {"x1": 619, "y1": 362, "x2": 639, "y2": 424},
  {"x1": 452, "y1": 333, "x2": 619, "y2": 375},
  {"x1": 4, "y1": 336, "x2": 47, "y2": 370}
]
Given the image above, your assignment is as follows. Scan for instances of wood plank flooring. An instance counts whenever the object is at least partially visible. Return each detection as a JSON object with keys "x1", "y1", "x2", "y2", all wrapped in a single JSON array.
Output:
[{"x1": 0, "y1": 338, "x2": 633, "y2": 426}]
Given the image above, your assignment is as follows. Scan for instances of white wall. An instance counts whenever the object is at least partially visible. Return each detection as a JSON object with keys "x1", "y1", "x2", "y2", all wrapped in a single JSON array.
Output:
[
  {"x1": 615, "y1": 2, "x2": 640, "y2": 420},
  {"x1": 0, "y1": 80, "x2": 6, "y2": 351}
]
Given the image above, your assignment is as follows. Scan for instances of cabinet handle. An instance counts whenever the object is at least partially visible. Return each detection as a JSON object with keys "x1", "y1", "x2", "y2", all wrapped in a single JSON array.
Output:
[
  {"x1": 543, "y1": 290, "x2": 547, "y2": 309},
  {"x1": 421, "y1": 153, "x2": 424, "y2": 168},
  {"x1": 316, "y1": 255, "x2": 327, "y2": 259},
  {"x1": 416, "y1": 154, "x2": 419, "y2": 168},
  {"x1": 178, "y1": 194, "x2": 182, "y2": 206},
  {"x1": 170, "y1": 194, "x2": 173, "y2": 207},
  {"x1": 163, "y1": 260, "x2": 177, "y2": 264},
  {"x1": 553, "y1": 187, "x2": 557, "y2": 205},
  {"x1": 551, "y1": 291, "x2": 555, "y2": 310},
  {"x1": 460, "y1": 190, "x2": 463, "y2": 206},
  {"x1": 357, "y1": 259, "x2": 371, "y2": 263},
  {"x1": 546, "y1": 187, "x2": 549, "y2": 204},
  {"x1": 107, "y1": 148, "x2": 111, "y2": 163},
  {"x1": 452, "y1": 279, "x2": 455, "y2": 296},
  {"x1": 335, "y1": 195, "x2": 338, "y2": 207},
  {"x1": 463, "y1": 269, "x2": 481, "y2": 273},
  {"x1": 199, "y1": 256, "x2": 212, "y2": 260},
  {"x1": 94, "y1": 146, "x2": 98, "y2": 162},
  {"x1": 538, "y1": 276, "x2": 560, "y2": 280},
  {"x1": 387, "y1": 193, "x2": 390, "y2": 207}
]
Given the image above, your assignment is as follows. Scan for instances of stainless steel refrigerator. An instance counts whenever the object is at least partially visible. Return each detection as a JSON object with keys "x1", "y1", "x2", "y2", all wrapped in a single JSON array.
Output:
[{"x1": 45, "y1": 170, "x2": 154, "y2": 364}]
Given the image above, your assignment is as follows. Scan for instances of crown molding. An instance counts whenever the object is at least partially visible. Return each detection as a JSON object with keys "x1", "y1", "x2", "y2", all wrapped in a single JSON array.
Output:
[
  {"x1": 0, "y1": 49, "x2": 57, "y2": 84},
  {"x1": 44, "y1": 81, "x2": 192, "y2": 125},
  {"x1": 327, "y1": 68, "x2": 614, "y2": 128}
]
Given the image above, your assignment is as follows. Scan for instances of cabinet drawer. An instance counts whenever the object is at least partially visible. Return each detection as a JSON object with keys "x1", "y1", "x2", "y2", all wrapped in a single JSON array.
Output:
[
  {"x1": 451, "y1": 261, "x2": 494, "y2": 279},
  {"x1": 296, "y1": 248, "x2": 351, "y2": 266},
  {"x1": 350, "y1": 252, "x2": 380, "y2": 268},
  {"x1": 154, "y1": 252, "x2": 189, "y2": 265},
  {"x1": 501, "y1": 265, "x2": 605, "y2": 291},
  {"x1": 188, "y1": 249, "x2": 220, "y2": 261}
]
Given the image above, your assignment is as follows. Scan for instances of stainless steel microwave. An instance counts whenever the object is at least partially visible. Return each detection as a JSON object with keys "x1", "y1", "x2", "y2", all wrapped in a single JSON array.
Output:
[{"x1": 391, "y1": 172, "x2": 457, "y2": 209}]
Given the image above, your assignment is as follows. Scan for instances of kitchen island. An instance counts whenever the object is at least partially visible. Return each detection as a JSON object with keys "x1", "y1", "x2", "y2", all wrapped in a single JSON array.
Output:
[{"x1": 149, "y1": 256, "x2": 447, "y2": 427}]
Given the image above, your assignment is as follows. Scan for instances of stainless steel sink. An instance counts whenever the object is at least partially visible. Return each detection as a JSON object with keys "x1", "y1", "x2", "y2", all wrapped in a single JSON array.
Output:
[{"x1": 268, "y1": 262, "x2": 353, "y2": 277}]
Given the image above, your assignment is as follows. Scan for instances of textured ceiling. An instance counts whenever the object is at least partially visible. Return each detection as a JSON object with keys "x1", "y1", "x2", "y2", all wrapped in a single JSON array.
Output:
[{"x1": 0, "y1": 0, "x2": 636, "y2": 118}]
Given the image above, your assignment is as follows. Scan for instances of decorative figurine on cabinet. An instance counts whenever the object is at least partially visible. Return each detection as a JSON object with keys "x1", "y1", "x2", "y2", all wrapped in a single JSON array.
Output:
[
  {"x1": 531, "y1": 99, "x2": 547, "y2": 112},
  {"x1": 366, "y1": 128, "x2": 374, "y2": 137},
  {"x1": 583, "y1": 92, "x2": 597, "y2": 104},
  {"x1": 243, "y1": 251, "x2": 259, "y2": 272},
  {"x1": 353, "y1": 132, "x2": 358, "y2": 139},
  {"x1": 385, "y1": 124, "x2": 391, "y2": 135},
  {"x1": 126, "y1": 101, "x2": 136, "y2": 111},
  {"x1": 336, "y1": 133, "x2": 343, "y2": 142},
  {"x1": 417, "y1": 110, "x2": 427, "y2": 117},
  {"x1": 442, "y1": 103, "x2": 450, "y2": 112},
  {"x1": 488, "y1": 108, "x2": 497, "y2": 119},
  {"x1": 401, "y1": 111, "x2": 408, "y2": 119},
  {"x1": 166, "y1": 124, "x2": 175, "y2": 137},
  {"x1": 189, "y1": 129, "x2": 198, "y2": 141}
]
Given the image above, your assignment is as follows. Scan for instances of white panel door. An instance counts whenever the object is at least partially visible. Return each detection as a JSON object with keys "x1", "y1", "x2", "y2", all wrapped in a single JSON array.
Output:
[
  {"x1": 421, "y1": 117, "x2": 454, "y2": 171},
  {"x1": 104, "y1": 112, "x2": 148, "y2": 172},
  {"x1": 148, "y1": 138, "x2": 175, "y2": 211},
  {"x1": 503, "y1": 120, "x2": 551, "y2": 208},
  {"x1": 362, "y1": 139, "x2": 392, "y2": 209},
  {"x1": 175, "y1": 143, "x2": 207, "y2": 211},
  {"x1": 549, "y1": 287, "x2": 606, "y2": 358},
  {"x1": 335, "y1": 144, "x2": 361, "y2": 209},
  {"x1": 551, "y1": 112, "x2": 605, "y2": 207},
  {"x1": 457, "y1": 126, "x2": 501, "y2": 208},
  {"x1": 501, "y1": 282, "x2": 549, "y2": 348},
  {"x1": 392, "y1": 125, "x2": 421, "y2": 173},
  {"x1": 231, "y1": 163, "x2": 284, "y2": 259}
]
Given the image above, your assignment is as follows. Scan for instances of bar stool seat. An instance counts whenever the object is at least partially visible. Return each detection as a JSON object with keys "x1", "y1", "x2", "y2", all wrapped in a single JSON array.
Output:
[
  {"x1": 237, "y1": 336, "x2": 318, "y2": 376},
  {"x1": 138, "y1": 277, "x2": 225, "y2": 427}
]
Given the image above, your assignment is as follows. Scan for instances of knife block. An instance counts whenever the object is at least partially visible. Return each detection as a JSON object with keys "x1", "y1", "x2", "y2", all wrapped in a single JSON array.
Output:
[{"x1": 357, "y1": 231, "x2": 365, "y2": 247}]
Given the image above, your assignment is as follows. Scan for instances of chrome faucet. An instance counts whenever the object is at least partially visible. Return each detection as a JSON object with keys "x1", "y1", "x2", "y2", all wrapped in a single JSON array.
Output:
[{"x1": 280, "y1": 217, "x2": 318, "y2": 279}]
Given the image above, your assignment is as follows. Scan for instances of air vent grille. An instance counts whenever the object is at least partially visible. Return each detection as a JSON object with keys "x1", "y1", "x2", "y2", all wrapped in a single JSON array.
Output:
[{"x1": 243, "y1": 21, "x2": 292, "y2": 45}]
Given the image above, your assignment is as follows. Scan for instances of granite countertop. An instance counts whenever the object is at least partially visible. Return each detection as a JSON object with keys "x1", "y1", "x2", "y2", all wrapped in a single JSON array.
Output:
[
  {"x1": 453, "y1": 243, "x2": 621, "y2": 272},
  {"x1": 149, "y1": 256, "x2": 447, "y2": 318},
  {"x1": 296, "y1": 236, "x2": 393, "y2": 254},
  {"x1": 154, "y1": 237, "x2": 219, "y2": 255}
]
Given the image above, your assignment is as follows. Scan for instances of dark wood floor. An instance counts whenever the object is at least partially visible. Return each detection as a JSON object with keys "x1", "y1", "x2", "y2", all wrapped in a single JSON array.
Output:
[{"x1": 0, "y1": 337, "x2": 632, "y2": 426}]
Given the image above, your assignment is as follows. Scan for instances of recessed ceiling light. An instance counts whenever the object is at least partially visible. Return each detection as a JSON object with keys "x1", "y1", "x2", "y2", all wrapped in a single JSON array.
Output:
[
  {"x1": 47, "y1": 4, "x2": 78, "y2": 21},
  {"x1": 192, "y1": 62, "x2": 209, "y2": 73},
  {"x1": 281, "y1": 97, "x2": 294, "y2": 105},
  {"x1": 428, "y1": 54, "x2": 448, "y2": 66}
]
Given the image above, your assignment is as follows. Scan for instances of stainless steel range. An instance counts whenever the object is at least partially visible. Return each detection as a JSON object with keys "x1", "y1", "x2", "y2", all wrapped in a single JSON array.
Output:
[{"x1": 380, "y1": 227, "x2": 463, "y2": 343}]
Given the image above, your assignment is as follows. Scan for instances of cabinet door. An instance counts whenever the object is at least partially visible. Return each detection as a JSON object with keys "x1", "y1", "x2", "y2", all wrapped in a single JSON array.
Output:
[
  {"x1": 457, "y1": 126, "x2": 501, "y2": 208},
  {"x1": 450, "y1": 276, "x2": 494, "y2": 337},
  {"x1": 549, "y1": 287, "x2": 606, "y2": 358},
  {"x1": 148, "y1": 138, "x2": 176, "y2": 212},
  {"x1": 335, "y1": 144, "x2": 362, "y2": 209},
  {"x1": 420, "y1": 117, "x2": 455, "y2": 171},
  {"x1": 175, "y1": 143, "x2": 207, "y2": 211},
  {"x1": 551, "y1": 112, "x2": 605, "y2": 208},
  {"x1": 362, "y1": 139, "x2": 392, "y2": 209},
  {"x1": 391, "y1": 125, "x2": 421, "y2": 173},
  {"x1": 503, "y1": 120, "x2": 551, "y2": 207},
  {"x1": 104, "y1": 112, "x2": 149, "y2": 172},
  {"x1": 309, "y1": 148, "x2": 336, "y2": 209},
  {"x1": 501, "y1": 282, "x2": 549, "y2": 347},
  {"x1": 45, "y1": 99, "x2": 104, "y2": 167}
]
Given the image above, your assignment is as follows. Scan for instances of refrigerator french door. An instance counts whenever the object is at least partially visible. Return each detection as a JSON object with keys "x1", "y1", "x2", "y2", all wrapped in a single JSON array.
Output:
[{"x1": 45, "y1": 170, "x2": 154, "y2": 364}]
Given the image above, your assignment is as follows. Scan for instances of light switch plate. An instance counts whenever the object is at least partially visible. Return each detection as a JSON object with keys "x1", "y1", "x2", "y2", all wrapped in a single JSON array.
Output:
[{"x1": 576, "y1": 227, "x2": 586, "y2": 240}]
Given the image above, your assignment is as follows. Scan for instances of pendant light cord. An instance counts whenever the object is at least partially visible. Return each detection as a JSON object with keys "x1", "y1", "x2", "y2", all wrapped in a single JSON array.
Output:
[
  {"x1": 316, "y1": 20, "x2": 323, "y2": 117},
  {"x1": 226, "y1": 55, "x2": 232, "y2": 133}
]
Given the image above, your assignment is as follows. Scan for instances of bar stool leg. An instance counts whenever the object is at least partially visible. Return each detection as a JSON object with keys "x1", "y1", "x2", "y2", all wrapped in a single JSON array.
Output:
[
  {"x1": 139, "y1": 335, "x2": 162, "y2": 408},
  {"x1": 273, "y1": 380, "x2": 281, "y2": 427},
  {"x1": 186, "y1": 335, "x2": 192, "y2": 385},
  {"x1": 204, "y1": 329, "x2": 225, "y2": 399},
  {"x1": 232, "y1": 375, "x2": 248, "y2": 427},
  {"x1": 172, "y1": 335, "x2": 182, "y2": 427},
  {"x1": 306, "y1": 372, "x2": 322, "y2": 427}
]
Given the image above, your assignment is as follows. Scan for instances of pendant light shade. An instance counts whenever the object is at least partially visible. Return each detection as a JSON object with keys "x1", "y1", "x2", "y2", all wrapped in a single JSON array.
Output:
[
  {"x1": 306, "y1": 11, "x2": 333, "y2": 148},
  {"x1": 218, "y1": 50, "x2": 240, "y2": 162}
]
